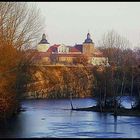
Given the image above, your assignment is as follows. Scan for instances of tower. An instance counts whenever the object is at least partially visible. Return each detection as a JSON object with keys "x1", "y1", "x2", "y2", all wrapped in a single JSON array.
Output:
[
  {"x1": 37, "y1": 33, "x2": 50, "y2": 52},
  {"x1": 82, "y1": 32, "x2": 94, "y2": 55}
]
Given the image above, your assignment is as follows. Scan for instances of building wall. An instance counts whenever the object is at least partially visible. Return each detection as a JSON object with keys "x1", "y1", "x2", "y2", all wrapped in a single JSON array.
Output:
[
  {"x1": 91, "y1": 57, "x2": 109, "y2": 66},
  {"x1": 58, "y1": 44, "x2": 69, "y2": 53},
  {"x1": 82, "y1": 43, "x2": 94, "y2": 55},
  {"x1": 69, "y1": 51, "x2": 82, "y2": 54},
  {"x1": 36, "y1": 57, "x2": 50, "y2": 65},
  {"x1": 42, "y1": 57, "x2": 50, "y2": 62},
  {"x1": 37, "y1": 44, "x2": 50, "y2": 52},
  {"x1": 36, "y1": 41, "x2": 109, "y2": 66},
  {"x1": 58, "y1": 56, "x2": 73, "y2": 63}
]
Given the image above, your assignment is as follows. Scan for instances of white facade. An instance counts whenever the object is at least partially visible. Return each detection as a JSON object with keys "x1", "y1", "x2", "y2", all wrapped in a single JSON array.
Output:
[
  {"x1": 91, "y1": 57, "x2": 110, "y2": 66},
  {"x1": 58, "y1": 44, "x2": 69, "y2": 53},
  {"x1": 37, "y1": 33, "x2": 50, "y2": 52},
  {"x1": 37, "y1": 44, "x2": 50, "y2": 52}
]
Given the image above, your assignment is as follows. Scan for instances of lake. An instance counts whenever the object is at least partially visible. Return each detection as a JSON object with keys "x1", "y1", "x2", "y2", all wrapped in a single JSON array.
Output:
[{"x1": 0, "y1": 97, "x2": 140, "y2": 138}]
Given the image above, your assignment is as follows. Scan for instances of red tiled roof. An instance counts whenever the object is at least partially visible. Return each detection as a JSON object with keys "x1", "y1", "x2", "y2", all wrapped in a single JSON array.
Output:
[
  {"x1": 74, "y1": 44, "x2": 83, "y2": 52},
  {"x1": 69, "y1": 44, "x2": 83, "y2": 53},
  {"x1": 47, "y1": 44, "x2": 60, "y2": 53},
  {"x1": 69, "y1": 47, "x2": 80, "y2": 52}
]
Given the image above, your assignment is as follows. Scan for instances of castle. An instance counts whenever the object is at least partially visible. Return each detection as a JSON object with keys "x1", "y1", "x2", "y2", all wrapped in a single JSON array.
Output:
[{"x1": 33, "y1": 33, "x2": 109, "y2": 66}]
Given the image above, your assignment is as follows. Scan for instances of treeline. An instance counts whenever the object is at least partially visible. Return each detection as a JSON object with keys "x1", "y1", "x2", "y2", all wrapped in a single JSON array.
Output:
[
  {"x1": 92, "y1": 65, "x2": 139, "y2": 107},
  {"x1": 93, "y1": 30, "x2": 140, "y2": 111}
]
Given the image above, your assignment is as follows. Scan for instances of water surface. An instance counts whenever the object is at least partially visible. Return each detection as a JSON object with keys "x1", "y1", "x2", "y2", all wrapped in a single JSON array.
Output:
[{"x1": 0, "y1": 97, "x2": 140, "y2": 138}]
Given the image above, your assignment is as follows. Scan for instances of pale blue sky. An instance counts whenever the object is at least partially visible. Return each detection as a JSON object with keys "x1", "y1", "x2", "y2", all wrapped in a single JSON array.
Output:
[{"x1": 35, "y1": 2, "x2": 140, "y2": 48}]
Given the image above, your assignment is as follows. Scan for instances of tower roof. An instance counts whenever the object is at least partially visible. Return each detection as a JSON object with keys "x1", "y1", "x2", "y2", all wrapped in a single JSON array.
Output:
[
  {"x1": 38, "y1": 33, "x2": 49, "y2": 44},
  {"x1": 84, "y1": 32, "x2": 93, "y2": 44}
]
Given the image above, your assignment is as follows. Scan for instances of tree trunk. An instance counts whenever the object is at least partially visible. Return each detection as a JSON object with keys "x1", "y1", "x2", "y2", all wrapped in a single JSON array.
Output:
[
  {"x1": 99, "y1": 88, "x2": 102, "y2": 112},
  {"x1": 130, "y1": 68, "x2": 134, "y2": 108}
]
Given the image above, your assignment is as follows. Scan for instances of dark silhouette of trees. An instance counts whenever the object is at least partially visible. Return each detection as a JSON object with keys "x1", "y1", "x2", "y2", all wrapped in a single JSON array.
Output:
[{"x1": 93, "y1": 30, "x2": 140, "y2": 113}]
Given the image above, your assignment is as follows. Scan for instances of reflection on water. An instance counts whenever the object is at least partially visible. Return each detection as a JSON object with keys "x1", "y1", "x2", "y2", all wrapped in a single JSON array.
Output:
[{"x1": 0, "y1": 98, "x2": 140, "y2": 138}]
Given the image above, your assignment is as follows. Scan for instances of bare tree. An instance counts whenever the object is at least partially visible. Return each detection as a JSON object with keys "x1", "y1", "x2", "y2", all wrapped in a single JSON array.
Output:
[
  {"x1": 0, "y1": 2, "x2": 44, "y2": 121},
  {"x1": 0, "y1": 2, "x2": 44, "y2": 49},
  {"x1": 98, "y1": 30, "x2": 131, "y2": 66},
  {"x1": 97, "y1": 30, "x2": 133, "y2": 114}
]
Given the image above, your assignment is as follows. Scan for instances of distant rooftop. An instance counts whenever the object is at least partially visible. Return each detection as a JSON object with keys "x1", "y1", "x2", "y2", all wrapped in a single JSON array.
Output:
[
  {"x1": 38, "y1": 33, "x2": 49, "y2": 44},
  {"x1": 84, "y1": 33, "x2": 93, "y2": 44}
]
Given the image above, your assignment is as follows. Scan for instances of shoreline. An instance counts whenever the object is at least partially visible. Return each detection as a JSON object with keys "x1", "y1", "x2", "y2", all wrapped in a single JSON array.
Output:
[{"x1": 72, "y1": 106, "x2": 140, "y2": 117}]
